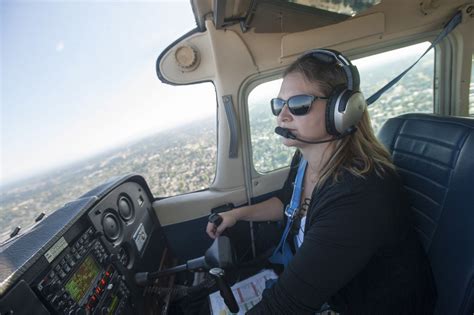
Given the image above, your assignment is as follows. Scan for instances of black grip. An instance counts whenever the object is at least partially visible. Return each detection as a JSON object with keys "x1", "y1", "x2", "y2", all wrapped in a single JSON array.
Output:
[
  {"x1": 215, "y1": 275, "x2": 239, "y2": 313},
  {"x1": 208, "y1": 213, "x2": 223, "y2": 226}
]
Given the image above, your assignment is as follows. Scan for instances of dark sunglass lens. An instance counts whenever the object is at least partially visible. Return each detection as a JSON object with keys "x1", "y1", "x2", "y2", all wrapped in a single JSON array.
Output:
[
  {"x1": 271, "y1": 98, "x2": 285, "y2": 116},
  {"x1": 288, "y1": 95, "x2": 313, "y2": 115}
]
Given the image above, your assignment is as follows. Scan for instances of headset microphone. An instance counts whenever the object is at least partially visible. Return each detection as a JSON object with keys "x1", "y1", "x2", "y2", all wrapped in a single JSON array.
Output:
[
  {"x1": 274, "y1": 127, "x2": 297, "y2": 140},
  {"x1": 274, "y1": 126, "x2": 355, "y2": 144}
]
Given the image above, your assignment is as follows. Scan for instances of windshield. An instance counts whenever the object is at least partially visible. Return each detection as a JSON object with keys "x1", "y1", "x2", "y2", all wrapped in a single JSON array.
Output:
[{"x1": 1, "y1": 1, "x2": 217, "y2": 242}]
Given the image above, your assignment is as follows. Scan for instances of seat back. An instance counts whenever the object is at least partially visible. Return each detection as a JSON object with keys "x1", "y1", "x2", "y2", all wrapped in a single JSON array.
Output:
[{"x1": 378, "y1": 113, "x2": 474, "y2": 315}]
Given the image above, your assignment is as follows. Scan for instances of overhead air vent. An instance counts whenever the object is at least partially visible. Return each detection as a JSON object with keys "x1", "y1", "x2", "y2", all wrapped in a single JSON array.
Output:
[{"x1": 174, "y1": 44, "x2": 200, "y2": 71}]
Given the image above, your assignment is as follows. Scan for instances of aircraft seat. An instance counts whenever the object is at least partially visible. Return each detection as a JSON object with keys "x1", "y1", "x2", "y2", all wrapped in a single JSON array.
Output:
[{"x1": 378, "y1": 113, "x2": 474, "y2": 315}]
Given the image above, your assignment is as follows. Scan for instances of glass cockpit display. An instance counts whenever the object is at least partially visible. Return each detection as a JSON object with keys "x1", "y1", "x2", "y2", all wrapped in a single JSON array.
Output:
[{"x1": 65, "y1": 255, "x2": 101, "y2": 303}]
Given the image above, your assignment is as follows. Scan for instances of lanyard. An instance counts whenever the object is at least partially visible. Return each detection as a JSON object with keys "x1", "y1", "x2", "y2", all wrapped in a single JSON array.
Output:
[{"x1": 270, "y1": 159, "x2": 307, "y2": 266}]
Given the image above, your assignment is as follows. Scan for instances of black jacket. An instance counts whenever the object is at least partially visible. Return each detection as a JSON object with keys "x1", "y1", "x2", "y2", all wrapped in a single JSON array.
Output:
[{"x1": 248, "y1": 153, "x2": 436, "y2": 314}]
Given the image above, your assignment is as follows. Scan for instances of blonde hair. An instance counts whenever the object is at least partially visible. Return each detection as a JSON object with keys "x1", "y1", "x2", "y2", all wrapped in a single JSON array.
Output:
[
  {"x1": 318, "y1": 110, "x2": 396, "y2": 187},
  {"x1": 285, "y1": 53, "x2": 396, "y2": 188}
]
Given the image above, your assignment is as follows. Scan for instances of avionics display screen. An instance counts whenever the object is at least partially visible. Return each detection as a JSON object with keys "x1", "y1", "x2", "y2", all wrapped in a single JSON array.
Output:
[{"x1": 65, "y1": 254, "x2": 101, "y2": 303}]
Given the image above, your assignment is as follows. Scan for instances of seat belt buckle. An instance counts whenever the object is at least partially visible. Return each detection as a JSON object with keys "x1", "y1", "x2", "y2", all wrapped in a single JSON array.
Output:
[{"x1": 284, "y1": 205, "x2": 298, "y2": 219}]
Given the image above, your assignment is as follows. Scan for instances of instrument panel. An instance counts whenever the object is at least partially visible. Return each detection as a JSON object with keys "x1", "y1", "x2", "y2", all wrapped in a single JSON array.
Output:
[
  {"x1": 0, "y1": 175, "x2": 168, "y2": 315},
  {"x1": 36, "y1": 227, "x2": 131, "y2": 314}
]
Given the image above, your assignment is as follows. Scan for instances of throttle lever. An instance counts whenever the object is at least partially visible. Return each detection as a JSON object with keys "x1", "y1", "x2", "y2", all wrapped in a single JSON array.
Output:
[{"x1": 208, "y1": 213, "x2": 223, "y2": 226}]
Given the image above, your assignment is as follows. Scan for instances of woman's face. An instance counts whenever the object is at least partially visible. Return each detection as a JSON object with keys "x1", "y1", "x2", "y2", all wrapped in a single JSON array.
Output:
[{"x1": 277, "y1": 71, "x2": 330, "y2": 148}]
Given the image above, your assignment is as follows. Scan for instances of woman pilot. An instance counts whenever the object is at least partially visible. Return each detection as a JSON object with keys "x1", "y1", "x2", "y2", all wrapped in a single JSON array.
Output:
[{"x1": 206, "y1": 49, "x2": 436, "y2": 314}]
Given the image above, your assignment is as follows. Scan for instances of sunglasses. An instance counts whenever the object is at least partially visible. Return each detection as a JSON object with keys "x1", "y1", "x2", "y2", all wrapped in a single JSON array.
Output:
[{"x1": 271, "y1": 94, "x2": 328, "y2": 116}]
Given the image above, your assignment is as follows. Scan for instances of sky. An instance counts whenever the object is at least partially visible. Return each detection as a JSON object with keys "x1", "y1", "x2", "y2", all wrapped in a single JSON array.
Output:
[{"x1": 1, "y1": 0, "x2": 216, "y2": 185}]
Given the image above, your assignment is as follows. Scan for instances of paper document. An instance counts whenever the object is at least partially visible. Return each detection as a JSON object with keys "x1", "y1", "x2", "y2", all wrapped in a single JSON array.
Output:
[{"x1": 209, "y1": 269, "x2": 278, "y2": 315}]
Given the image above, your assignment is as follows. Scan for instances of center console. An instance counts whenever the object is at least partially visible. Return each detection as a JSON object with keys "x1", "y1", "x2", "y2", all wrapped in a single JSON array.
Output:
[{"x1": 35, "y1": 227, "x2": 131, "y2": 315}]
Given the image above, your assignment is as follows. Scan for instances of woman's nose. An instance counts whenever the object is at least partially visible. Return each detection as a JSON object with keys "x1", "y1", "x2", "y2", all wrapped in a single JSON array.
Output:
[{"x1": 277, "y1": 104, "x2": 292, "y2": 123}]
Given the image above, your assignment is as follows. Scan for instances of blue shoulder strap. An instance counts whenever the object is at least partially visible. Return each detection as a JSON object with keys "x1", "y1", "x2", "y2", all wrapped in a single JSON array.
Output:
[
  {"x1": 366, "y1": 10, "x2": 462, "y2": 106},
  {"x1": 285, "y1": 159, "x2": 307, "y2": 219},
  {"x1": 269, "y1": 159, "x2": 307, "y2": 266}
]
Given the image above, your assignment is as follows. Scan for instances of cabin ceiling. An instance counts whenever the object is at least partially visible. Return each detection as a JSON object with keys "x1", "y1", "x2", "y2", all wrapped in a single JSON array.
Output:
[
  {"x1": 190, "y1": 0, "x2": 363, "y2": 33},
  {"x1": 161, "y1": 0, "x2": 470, "y2": 86}
]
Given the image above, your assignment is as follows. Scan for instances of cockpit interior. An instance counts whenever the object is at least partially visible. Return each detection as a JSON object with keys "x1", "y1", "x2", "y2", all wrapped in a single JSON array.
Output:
[{"x1": 1, "y1": 0, "x2": 473, "y2": 314}]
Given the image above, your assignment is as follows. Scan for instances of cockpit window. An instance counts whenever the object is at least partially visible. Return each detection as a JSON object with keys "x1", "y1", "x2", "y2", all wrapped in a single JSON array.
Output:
[
  {"x1": 470, "y1": 54, "x2": 474, "y2": 116},
  {"x1": 287, "y1": 0, "x2": 381, "y2": 16},
  {"x1": 354, "y1": 42, "x2": 434, "y2": 133},
  {"x1": 232, "y1": 0, "x2": 382, "y2": 34},
  {"x1": 248, "y1": 80, "x2": 296, "y2": 173},
  {"x1": 0, "y1": 1, "x2": 215, "y2": 242}
]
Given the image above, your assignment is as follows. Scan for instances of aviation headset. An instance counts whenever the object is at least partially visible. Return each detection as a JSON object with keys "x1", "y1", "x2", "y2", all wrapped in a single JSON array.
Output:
[{"x1": 298, "y1": 49, "x2": 367, "y2": 136}]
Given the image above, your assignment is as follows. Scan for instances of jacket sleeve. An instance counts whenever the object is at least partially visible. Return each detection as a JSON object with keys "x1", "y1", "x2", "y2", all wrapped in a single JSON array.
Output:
[{"x1": 247, "y1": 173, "x2": 397, "y2": 314}]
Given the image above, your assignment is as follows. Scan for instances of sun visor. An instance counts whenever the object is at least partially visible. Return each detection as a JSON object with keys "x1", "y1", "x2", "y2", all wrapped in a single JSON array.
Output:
[{"x1": 281, "y1": 13, "x2": 385, "y2": 60}]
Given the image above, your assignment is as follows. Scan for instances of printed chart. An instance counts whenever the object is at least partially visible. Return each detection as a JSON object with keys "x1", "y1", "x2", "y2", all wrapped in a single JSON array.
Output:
[{"x1": 209, "y1": 269, "x2": 278, "y2": 315}]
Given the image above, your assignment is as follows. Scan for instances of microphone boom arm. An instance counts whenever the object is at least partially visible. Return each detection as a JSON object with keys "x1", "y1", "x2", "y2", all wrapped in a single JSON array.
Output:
[{"x1": 274, "y1": 126, "x2": 355, "y2": 144}]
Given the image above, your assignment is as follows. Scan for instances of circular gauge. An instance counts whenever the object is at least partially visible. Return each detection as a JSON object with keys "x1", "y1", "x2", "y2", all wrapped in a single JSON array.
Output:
[
  {"x1": 117, "y1": 194, "x2": 134, "y2": 222},
  {"x1": 101, "y1": 212, "x2": 122, "y2": 241}
]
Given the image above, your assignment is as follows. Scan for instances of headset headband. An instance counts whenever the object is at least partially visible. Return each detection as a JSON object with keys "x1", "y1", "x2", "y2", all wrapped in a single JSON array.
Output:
[{"x1": 298, "y1": 49, "x2": 360, "y2": 91}]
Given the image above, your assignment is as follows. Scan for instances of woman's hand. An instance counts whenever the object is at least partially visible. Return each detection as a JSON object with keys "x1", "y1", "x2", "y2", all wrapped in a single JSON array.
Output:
[
  {"x1": 206, "y1": 198, "x2": 284, "y2": 239},
  {"x1": 206, "y1": 211, "x2": 238, "y2": 239}
]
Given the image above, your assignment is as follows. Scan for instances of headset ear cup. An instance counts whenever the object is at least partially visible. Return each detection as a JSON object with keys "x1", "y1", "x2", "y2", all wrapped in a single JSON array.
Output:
[
  {"x1": 335, "y1": 90, "x2": 367, "y2": 134},
  {"x1": 325, "y1": 85, "x2": 347, "y2": 136}
]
